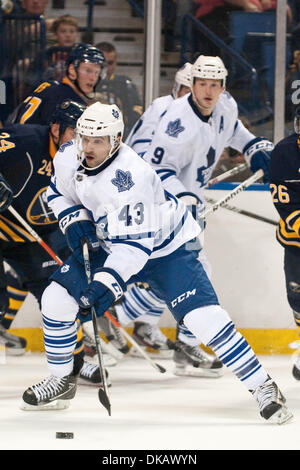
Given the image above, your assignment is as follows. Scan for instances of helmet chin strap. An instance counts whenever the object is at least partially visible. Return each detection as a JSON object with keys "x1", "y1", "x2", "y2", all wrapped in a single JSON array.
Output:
[{"x1": 78, "y1": 138, "x2": 120, "y2": 172}]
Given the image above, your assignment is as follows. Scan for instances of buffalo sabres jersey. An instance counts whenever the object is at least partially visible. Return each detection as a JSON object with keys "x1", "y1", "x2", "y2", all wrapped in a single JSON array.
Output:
[
  {"x1": 270, "y1": 133, "x2": 300, "y2": 254},
  {"x1": 10, "y1": 78, "x2": 87, "y2": 126},
  {"x1": 0, "y1": 124, "x2": 58, "y2": 242},
  {"x1": 143, "y1": 92, "x2": 255, "y2": 201},
  {"x1": 125, "y1": 94, "x2": 174, "y2": 157},
  {"x1": 47, "y1": 141, "x2": 200, "y2": 283}
]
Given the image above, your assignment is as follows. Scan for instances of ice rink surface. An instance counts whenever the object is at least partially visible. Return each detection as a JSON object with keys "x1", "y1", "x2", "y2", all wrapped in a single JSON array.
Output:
[{"x1": 1, "y1": 352, "x2": 300, "y2": 452}]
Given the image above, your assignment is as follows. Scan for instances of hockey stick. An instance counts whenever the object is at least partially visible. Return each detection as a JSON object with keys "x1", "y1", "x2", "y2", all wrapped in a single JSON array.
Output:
[
  {"x1": 201, "y1": 169, "x2": 264, "y2": 220},
  {"x1": 8, "y1": 205, "x2": 166, "y2": 374},
  {"x1": 205, "y1": 196, "x2": 278, "y2": 226},
  {"x1": 7, "y1": 205, "x2": 64, "y2": 265},
  {"x1": 205, "y1": 163, "x2": 248, "y2": 188},
  {"x1": 105, "y1": 310, "x2": 166, "y2": 374},
  {"x1": 82, "y1": 241, "x2": 111, "y2": 416}
]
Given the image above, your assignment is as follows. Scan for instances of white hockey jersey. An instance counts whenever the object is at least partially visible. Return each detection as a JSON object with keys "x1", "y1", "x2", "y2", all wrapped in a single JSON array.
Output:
[
  {"x1": 125, "y1": 94, "x2": 174, "y2": 157},
  {"x1": 143, "y1": 92, "x2": 256, "y2": 202},
  {"x1": 47, "y1": 141, "x2": 200, "y2": 283}
]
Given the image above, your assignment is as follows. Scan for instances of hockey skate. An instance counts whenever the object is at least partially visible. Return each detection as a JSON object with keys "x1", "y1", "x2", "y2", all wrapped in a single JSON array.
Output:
[
  {"x1": 173, "y1": 340, "x2": 223, "y2": 377},
  {"x1": 0, "y1": 324, "x2": 27, "y2": 356},
  {"x1": 97, "y1": 306, "x2": 130, "y2": 359},
  {"x1": 78, "y1": 361, "x2": 111, "y2": 387},
  {"x1": 21, "y1": 373, "x2": 77, "y2": 410},
  {"x1": 288, "y1": 340, "x2": 300, "y2": 380},
  {"x1": 82, "y1": 329, "x2": 118, "y2": 367},
  {"x1": 131, "y1": 321, "x2": 175, "y2": 359},
  {"x1": 252, "y1": 378, "x2": 293, "y2": 424}
]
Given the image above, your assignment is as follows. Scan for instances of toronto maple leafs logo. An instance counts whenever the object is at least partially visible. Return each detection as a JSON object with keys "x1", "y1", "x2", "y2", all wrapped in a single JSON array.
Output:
[
  {"x1": 111, "y1": 169, "x2": 135, "y2": 192},
  {"x1": 165, "y1": 119, "x2": 185, "y2": 138},
  {"x1": 112, "y1": 108, "x2": 119, "y2": 119}
]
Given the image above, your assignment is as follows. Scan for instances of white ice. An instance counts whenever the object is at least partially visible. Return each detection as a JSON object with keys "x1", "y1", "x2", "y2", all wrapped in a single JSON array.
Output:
[{"x1": 0, "y1": 352, "x2": 300, "y2": 450}]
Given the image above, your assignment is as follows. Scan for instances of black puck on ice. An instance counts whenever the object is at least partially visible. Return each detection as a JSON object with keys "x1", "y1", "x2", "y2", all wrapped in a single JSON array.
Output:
[{"x1": 56, "y1": 432, "x2": 74, "y2": 439}]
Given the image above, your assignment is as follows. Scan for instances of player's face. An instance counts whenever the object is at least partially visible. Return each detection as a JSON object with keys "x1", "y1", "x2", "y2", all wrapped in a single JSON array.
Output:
[
  {"x1": 81, "y1": 135, "x2": 112, "y2": 168},
  {"x1": 177, "y1": 85, "x2": 191, "y2": 98},
  {"x1": 54, "y1": 23, "x2": 78, "y2": 47},
  {"x1": 60, "y1": 127, "x2": 75, "y2": 146},
  {"x1": 76, "y1": 62, "x2": 102, "y2": 95},
  {"x1": 192, "y1": 78, "x2": 224, "y2": 115}
]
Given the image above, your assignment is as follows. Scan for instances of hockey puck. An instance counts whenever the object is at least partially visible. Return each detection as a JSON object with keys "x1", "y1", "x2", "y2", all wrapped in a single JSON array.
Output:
[{"x1": 56, "y1": 432, "x2": 74, "y2": 439}]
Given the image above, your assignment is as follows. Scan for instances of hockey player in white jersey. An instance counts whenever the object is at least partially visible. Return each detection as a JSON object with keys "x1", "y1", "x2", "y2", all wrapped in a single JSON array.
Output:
[
  {"x1": 125, "y1": 62, "x2": 192, "y2": 158},
  {"x1": 20, "y1": 102, "x2": 292, "y2": 424},
  {"x1": 111, "y1": 55, "x2": 274, "y2": 376}
]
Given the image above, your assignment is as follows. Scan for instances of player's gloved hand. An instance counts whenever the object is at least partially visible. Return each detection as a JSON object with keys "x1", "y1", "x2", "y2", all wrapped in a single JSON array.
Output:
[
  {"x1": 0, "y1": 174, "x2": 13, "y2": 213},
  {"x1": 58, "y1": 206, "x2": 100, "y2": 263},
  {"x1": 0, "y1": 287, "x2": 9, "y2": 312},
  {"x1": 243, "y1": 137, "x2": 274, "y2": 183},
  {"x1": 78, "y1": 268, "x2": 125, "y2": 322}
]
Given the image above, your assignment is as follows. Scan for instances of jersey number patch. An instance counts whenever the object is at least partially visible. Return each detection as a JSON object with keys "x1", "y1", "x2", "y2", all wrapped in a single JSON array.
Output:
[{"x1": 118, "y1": 203, "x2": 144, "y2": 226}]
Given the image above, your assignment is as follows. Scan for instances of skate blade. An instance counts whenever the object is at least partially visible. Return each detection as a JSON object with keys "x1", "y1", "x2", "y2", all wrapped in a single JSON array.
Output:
[
  {"x1": 174, "y1": 365, "x2": 222, "y2": 378},
  {"x1": 6, "y1": 348, "x2": 26, "y2": 356},
  {"x1": 20, "y1": 399, "x2": 70, "y2": 411},
  {"x1": 130, "y1": 347, "x2": 173, "y2": 359},
  {"x1": 269, "y1": 406, "x2": 293, "y2": 425}
]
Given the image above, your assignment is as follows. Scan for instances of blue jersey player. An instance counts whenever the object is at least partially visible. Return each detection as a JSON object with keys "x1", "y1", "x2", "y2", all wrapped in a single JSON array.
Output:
[
  {"x1": 270, "y1": 106, "x2": 300, "y2": 380},
  {"x1": 8, "y1": 43, "x2": 106, "y2": 126},
  {"x1": 20, "y1": 102, "x2": 292, "y2": 424}
]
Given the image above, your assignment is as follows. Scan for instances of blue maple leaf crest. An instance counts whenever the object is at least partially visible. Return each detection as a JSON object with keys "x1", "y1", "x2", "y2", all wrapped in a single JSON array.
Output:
[
  {"x1": 111, "y1": 169, "x2": 135, "y2": 192},
  {"x1": 112, "y1": 109, "x2": 119, "y2": 119},
  {"x1": 165, "y1": 119, "x2": 185, "y2": 138}
]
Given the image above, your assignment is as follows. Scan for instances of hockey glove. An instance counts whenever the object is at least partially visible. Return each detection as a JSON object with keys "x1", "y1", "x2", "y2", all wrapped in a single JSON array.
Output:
[
  {"x1": 0, "y1": 174, "x2": 13, "y2": 213},
  {"x1": 58, "y1": 205, "x2": 100, "y2": 264},
  {"x1": 78, "y1": 268, "x2": 125, "y2": 322},
  {"x1": 243, "y1": 137, "x2": 274, "y2": 183}
]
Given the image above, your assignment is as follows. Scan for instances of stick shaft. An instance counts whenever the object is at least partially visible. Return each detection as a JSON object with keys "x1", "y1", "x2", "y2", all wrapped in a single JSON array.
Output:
[{"x1": 205, "y1": 163, "x2": 248, "y2": 188}]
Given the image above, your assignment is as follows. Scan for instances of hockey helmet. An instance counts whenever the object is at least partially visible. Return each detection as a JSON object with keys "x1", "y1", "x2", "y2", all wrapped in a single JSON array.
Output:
[
  {"x1": 50, "y1": 100, "x2": 87, "y2": 136},
  {"x1": 66, "y1": 43, "x2": 107, "y2": 80},
  {"x1": 76, "y1": 102, "x2": 124, "y2": 169},
  {"x1": 172, "y1": 63, "x2": 192, "y2": 98},
  {"x1": 191, "y1": 55, "x2": 227, "y2": 86}
]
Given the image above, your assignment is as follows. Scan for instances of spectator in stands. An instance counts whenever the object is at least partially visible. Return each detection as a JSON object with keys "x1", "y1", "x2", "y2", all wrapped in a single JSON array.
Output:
[
  {"x1": 39, "y1": 15, "x2": 79, "y2": 82},
  {"x1": 51, "y1": 15, "x2": 79, "y2": 48},
  {"x1": 95, "y1": 41, "x2": 143, "y2": 139},
  {"x1": 193, "y1": 1, "x2": 291, "y2": 56}
]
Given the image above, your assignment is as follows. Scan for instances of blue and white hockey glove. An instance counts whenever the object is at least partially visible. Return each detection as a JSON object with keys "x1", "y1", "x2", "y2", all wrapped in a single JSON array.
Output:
[
  {"x1": 243, "y1": 137, "x2": 274, "y2": 183},
  {"x1": 0, "y1": 174, "x2": 13, "y2": 213},
  {"x1": 78, "y1": 268, "x2": 126, "y2": 322},
  {"x1": 58, "y1": 205, "x2": 100, "y2": 264}
]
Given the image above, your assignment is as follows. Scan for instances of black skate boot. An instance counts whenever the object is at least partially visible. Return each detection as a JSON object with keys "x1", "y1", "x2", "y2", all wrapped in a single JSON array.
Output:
[
  {"x1": 131, "y1": 321, "x2": 175, "y2": 358},
  {"x1": 82, "y1": 328, "x2": 117, "y2": 367},
  {"x1": 0, "y1": 324, "x2": 27, "y2": 356},
  {"x1": 97, "y1": 306, "x2": 130, "y2": 359},
  {"x1": 251, "y1": 377, "x2": 293, "y2": 424},
  {"x1": 78, "y1": 361, "x2": 111, "y2": 387},
  {"x1": 21, "y1": 353, "x2": 84, "y2": 410},
  {"x1": 173, "y1": 340, "x2": 223, "y2": 377}
]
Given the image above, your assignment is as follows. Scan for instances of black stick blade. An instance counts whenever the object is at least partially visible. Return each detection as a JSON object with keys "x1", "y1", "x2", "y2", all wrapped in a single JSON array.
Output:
[
  {"x1": 155, "y1": 363, "x2": 166, "y2": 373},
  {"x1": 98, "y1": 388, "x2": 111, "y2": 416}
]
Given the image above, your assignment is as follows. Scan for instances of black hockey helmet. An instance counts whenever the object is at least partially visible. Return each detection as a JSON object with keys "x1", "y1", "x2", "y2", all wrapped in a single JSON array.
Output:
[
  {"x1": 66, "y1": 42, "x2": 106, "y2": 78},
  {"x1": 294, "y1": 106, "x2": 300, "y2": 134},
  {"x1": 49, "y1": 100, "x2": 87, "y2": 136}
]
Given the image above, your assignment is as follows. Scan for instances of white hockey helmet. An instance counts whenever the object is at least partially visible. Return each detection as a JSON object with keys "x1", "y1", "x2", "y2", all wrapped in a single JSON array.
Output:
[
  {"x1": 172, "y1": 62, "x2": 192, "y2": 98},
  {"x1": 76, "y1": 102, "x2": 124, "y2": 169},
  {"x1": 191, "y1": 55, "x2": 228, "y2": 86}
]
